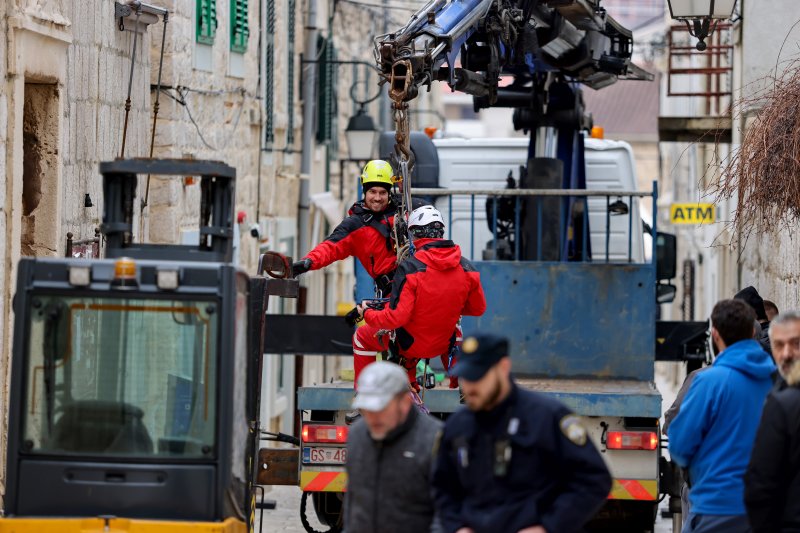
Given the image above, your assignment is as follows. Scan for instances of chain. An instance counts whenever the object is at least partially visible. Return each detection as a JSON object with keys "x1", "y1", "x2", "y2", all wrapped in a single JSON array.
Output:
[{"x1": 390, "y1": 93, "x2": 415, "y2": 264}]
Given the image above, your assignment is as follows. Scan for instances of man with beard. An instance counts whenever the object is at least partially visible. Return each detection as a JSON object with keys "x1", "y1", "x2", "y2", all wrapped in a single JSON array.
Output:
[
  {"x1": 668, "y1": 299, "x2": 775, "y2": 533},
  {"x1": 745, "y1": 311, "x2": 800, "y2": 532},
  {"x1": 431, "y1": 333, "x2": 611, "y2": 533},
  {"x1": 292, "y1": 159, "x2": 416, "y2": 297}
]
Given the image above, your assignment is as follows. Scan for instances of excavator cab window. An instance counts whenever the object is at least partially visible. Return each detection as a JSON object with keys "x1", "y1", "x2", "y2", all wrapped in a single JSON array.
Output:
[{"x1": 23, "y1": 295, "x2": 218, "y2": 458}]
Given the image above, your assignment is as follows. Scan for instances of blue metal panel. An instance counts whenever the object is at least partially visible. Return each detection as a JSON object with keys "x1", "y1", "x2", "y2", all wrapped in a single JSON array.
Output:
[
  {"x1": 298, "y1": 386, "x2": 461, "y2": 414},
  {"x1": 461, "y1": 262, "x2": 657, "y2": 381},
  {"x1": 429, "y1": 0, "x2": 484, "y2": 34},
  {"x1": 548, "y1": 390, "x2": 661, "y2": 418},
  {"x1": 297, "y1": 383, "x2": 660, "y2": 417}
]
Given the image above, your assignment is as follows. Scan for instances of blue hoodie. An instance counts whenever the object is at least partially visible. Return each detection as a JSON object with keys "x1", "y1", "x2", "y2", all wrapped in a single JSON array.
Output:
[{"x1": 668, "y1": 339, "x2": 775, "y2": 516}]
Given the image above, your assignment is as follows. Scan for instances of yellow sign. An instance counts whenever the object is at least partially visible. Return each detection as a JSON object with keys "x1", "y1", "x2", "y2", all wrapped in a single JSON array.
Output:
[{"x1": 670, "y1": 203, "x2": 716, "y2": 225}]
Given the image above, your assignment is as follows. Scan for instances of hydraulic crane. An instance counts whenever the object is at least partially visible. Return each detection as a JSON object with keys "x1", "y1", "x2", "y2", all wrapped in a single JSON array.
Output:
[{"x1": 375, "y1": 0, "x2": 653, "y2": 236}]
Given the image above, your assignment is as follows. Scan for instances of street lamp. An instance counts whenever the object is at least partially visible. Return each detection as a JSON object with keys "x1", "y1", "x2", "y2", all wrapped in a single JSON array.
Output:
[
  {"x1": 345, "y1": 105, "x2": 379, "y2": 162},
  {"x1": 667, "y1": 0, "x2": 736, "y2": 51}
]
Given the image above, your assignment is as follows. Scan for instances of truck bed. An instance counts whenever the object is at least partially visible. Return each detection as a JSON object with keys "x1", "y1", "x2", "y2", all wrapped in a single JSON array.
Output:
[{"x1": 298, "y1": 378, "x2": 661, "y2": 418}]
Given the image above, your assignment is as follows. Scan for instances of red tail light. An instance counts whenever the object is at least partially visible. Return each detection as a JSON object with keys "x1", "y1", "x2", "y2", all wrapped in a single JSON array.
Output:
[
  {"x1": 302, "y1": 425, "x2": 348, "y2": 444},
  {"x1": 606, "y1": 431, "x2": 658, "y2": 451}
]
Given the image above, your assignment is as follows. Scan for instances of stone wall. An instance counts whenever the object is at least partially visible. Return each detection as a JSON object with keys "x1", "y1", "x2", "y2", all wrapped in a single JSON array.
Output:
[
  {"x1": 60, "y1": 1, "x2": 151, "y2": 244},
  {"x1": 736, "y1": 0, "x2": 800, "y2": 311},
  {"x1": 0, "y1": 5, "x2": 8, "y2": 491},
  {"x1": 0, "y1": 0, "x2": 405, "y2": 476},
  {"x1": 0, "y1": 0, "x2": 152, "y2": 492}
]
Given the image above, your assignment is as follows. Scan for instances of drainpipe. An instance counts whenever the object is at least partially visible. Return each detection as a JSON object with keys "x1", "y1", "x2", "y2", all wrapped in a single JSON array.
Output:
[{"x1": 299, "y1": 0, "x2": 318, "y2": 257}]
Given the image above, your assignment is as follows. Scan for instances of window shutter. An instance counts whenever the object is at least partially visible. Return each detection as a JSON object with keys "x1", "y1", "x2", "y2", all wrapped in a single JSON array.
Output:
[
  {"x1": 316, "y1": 38, "x2": 337, "y2": 144},
  {"x1": 196, "y1": 0, "x2": 217, "y2": 45},
  {"x1": 230, "y1": 0, "x2": 250, "y2": 53},
  {"x1": 330, "y1": 46, "x2": 339, "y2": 156},
  {"x1": 264, "y1": 0, "x2": 275, "y2": 146},
  {"x1": 286, "y1": 0, "x2": 296, "y2": 147}
]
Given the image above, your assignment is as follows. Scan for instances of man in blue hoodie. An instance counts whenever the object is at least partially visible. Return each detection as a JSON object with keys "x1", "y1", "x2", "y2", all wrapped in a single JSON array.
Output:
[{"x1": 668, "y1": 299, "x2": 776, "y2": 533}]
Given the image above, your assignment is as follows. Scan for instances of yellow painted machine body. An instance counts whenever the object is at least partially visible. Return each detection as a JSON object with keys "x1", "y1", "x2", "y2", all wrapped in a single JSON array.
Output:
[{"x1": 0, "y1": 517, "x2": 247, "y2": 533}]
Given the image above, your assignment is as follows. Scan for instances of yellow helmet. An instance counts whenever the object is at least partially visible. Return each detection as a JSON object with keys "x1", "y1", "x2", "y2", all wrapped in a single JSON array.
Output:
[{"x1": 360, "y1": 160, "x2": 394, "y2": 191}]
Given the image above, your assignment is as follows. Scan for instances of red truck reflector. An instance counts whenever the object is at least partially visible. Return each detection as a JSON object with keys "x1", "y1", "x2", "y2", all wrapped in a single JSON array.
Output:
[
  {"x1": 606, "y1": 431, "x2": 658, "y2": 451},
  {"x1": 302, "y1": 425, "x2": 348, "y2": 444}
]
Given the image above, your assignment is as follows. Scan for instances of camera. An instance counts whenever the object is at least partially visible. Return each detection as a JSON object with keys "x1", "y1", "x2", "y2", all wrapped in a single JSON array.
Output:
[{"x1": 249, "y1": 223, "x2": 260, "y2": 238}]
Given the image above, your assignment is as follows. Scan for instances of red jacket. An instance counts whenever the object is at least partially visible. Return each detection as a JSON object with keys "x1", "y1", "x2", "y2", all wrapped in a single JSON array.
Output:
[
  {"x1": 304, "y1": 201, "x2": 399, "y2": 278},
  {"x1": 364, "y1": 238, "x2": 486, "y2": 359}
]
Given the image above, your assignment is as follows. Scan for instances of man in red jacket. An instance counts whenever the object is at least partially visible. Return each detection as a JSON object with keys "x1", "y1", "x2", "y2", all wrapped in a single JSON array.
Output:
[
  {"x1": 353, "y1": 205, "x2": 487, "y2": 389},
  {"x1": 292, "y1": 159, "x2": 408, "y2": 296}
]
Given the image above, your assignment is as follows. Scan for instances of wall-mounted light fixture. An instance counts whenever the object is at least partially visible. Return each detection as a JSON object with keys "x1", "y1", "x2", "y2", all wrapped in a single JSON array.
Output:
[{"x1": 667, "y1": 0, "x2": 736, "y2": 51}]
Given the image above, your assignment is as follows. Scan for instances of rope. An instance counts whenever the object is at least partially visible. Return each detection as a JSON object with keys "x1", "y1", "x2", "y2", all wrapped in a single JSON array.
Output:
[{"x1": 300, "y1": 492, "x2": 342, "y2": 533}]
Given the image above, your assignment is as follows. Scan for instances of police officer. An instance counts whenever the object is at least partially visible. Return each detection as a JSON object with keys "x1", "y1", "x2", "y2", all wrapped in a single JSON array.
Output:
[{"x1": 431, "y1": 333, "x2": 612, "y2": 533}]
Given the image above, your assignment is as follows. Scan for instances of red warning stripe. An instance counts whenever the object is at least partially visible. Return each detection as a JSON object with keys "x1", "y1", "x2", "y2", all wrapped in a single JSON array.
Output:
[
  {"x1": 303, "y1": 471, "x2": 342, "y2": 492},
  {"x1": 608, "y1": 479, "x2": 658, "y2": 500},
  {"x1": 618, "y1": 479, "x2": 655, "y2": 500}
]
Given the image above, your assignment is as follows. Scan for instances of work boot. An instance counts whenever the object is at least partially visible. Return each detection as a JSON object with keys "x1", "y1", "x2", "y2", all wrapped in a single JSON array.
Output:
[{"x1": 345, "y1": 410, "x2": 361, "y2": 425}]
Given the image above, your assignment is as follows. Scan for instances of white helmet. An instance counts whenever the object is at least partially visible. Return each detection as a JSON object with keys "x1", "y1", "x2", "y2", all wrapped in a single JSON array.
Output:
[{"x1": 408, "y1": 205, "x2": 444, "y2": 228}]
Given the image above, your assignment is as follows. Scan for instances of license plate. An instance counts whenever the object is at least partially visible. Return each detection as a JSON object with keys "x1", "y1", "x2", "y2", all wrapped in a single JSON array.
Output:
[{"x1": 302, "y1": 446, "x2": 348, "y2": 465}]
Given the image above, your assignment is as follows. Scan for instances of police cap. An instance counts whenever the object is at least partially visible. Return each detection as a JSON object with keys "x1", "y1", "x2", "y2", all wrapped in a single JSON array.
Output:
[{"x1": 452, "y1": 333, "x2": 509, "y2": 381}]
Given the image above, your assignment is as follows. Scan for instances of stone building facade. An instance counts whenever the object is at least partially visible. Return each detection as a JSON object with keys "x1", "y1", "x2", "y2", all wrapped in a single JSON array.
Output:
[
  {"x1": 0, "y1": 0, "x2": 153, "y2": 488},
  {"x1": 0, "y1": 0, "x2": 393, "y2": 485},
  {"x1": 734, "y1": 0, "x2": 800, "y2": 310},
  {"x1": 658, "y1": 0, "x2": 800, "y2": 319}
]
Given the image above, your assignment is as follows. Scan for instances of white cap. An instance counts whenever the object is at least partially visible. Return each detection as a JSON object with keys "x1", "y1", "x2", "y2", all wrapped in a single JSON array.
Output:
[{"x1": 352, "y1": 362, "x2": 409, "y2": 412}]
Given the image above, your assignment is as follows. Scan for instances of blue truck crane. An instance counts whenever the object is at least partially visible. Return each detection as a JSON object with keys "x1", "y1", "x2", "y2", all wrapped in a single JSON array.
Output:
[{"x1": 256, "y1": 2, "x2": 707, "y2": 531}]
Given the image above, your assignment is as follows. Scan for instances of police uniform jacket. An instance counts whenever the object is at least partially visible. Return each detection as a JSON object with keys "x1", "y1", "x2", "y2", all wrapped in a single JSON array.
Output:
[{"x1": 432, "y1": 382, "x2": 612, "y2": 533}]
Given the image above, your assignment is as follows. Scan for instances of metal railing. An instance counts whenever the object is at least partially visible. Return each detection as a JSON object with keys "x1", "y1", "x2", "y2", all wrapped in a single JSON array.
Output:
[{"x1": 413, "y1": 184, "x2": 658, "y2": 265}]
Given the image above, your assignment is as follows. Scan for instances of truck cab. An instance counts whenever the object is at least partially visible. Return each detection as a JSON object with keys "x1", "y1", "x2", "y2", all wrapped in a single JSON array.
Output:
[{"x1": 432, "y1": 136, "x2": 648, "y2": 262}]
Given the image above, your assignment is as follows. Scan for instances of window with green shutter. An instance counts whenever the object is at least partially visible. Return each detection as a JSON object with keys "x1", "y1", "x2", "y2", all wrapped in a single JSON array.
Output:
[
  {"x1": 330, "y1": 47, "x2": 339, "y2": 155},
  {"x1": 286, "y1": 0, "x2": 296, "y2": 147},
  {"x1": 196, "y1": 0, "x2": 217, "y2": 45},
  {"x1": 264, "y1": 0, "x2": 275, "y2": 146},
  {"x1": 230, "y1": 0, "x2": 249, "y2": 53},
  {"x1": 316, "y1": 38, "x2": 337, "y2": 144}
]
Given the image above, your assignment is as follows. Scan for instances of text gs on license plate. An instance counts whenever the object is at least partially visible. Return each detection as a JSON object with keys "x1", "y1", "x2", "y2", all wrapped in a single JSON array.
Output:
[{"x1": 303, "y1": 447, "x2": 347, "y2": 464}]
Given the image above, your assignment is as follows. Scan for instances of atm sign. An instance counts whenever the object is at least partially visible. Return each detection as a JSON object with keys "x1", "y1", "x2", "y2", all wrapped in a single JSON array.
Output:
[{"x1": 670, "y1": 203, "x2": 716, "y2": 225}]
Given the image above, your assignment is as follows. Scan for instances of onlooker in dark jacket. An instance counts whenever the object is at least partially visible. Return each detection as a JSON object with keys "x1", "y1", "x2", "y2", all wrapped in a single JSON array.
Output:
[
  {"x1": 345, "y1": 361, "x2": 443, "y2": 533},
  {"x1": 668, "y1": 299, "x2": 775, "y2": 533},
  {"x1": 745, "y1": 311, "x2": 800, "y2": 533},
  {"x1": 735, "y1": 286, "x2": 772, "y2": 355}
]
